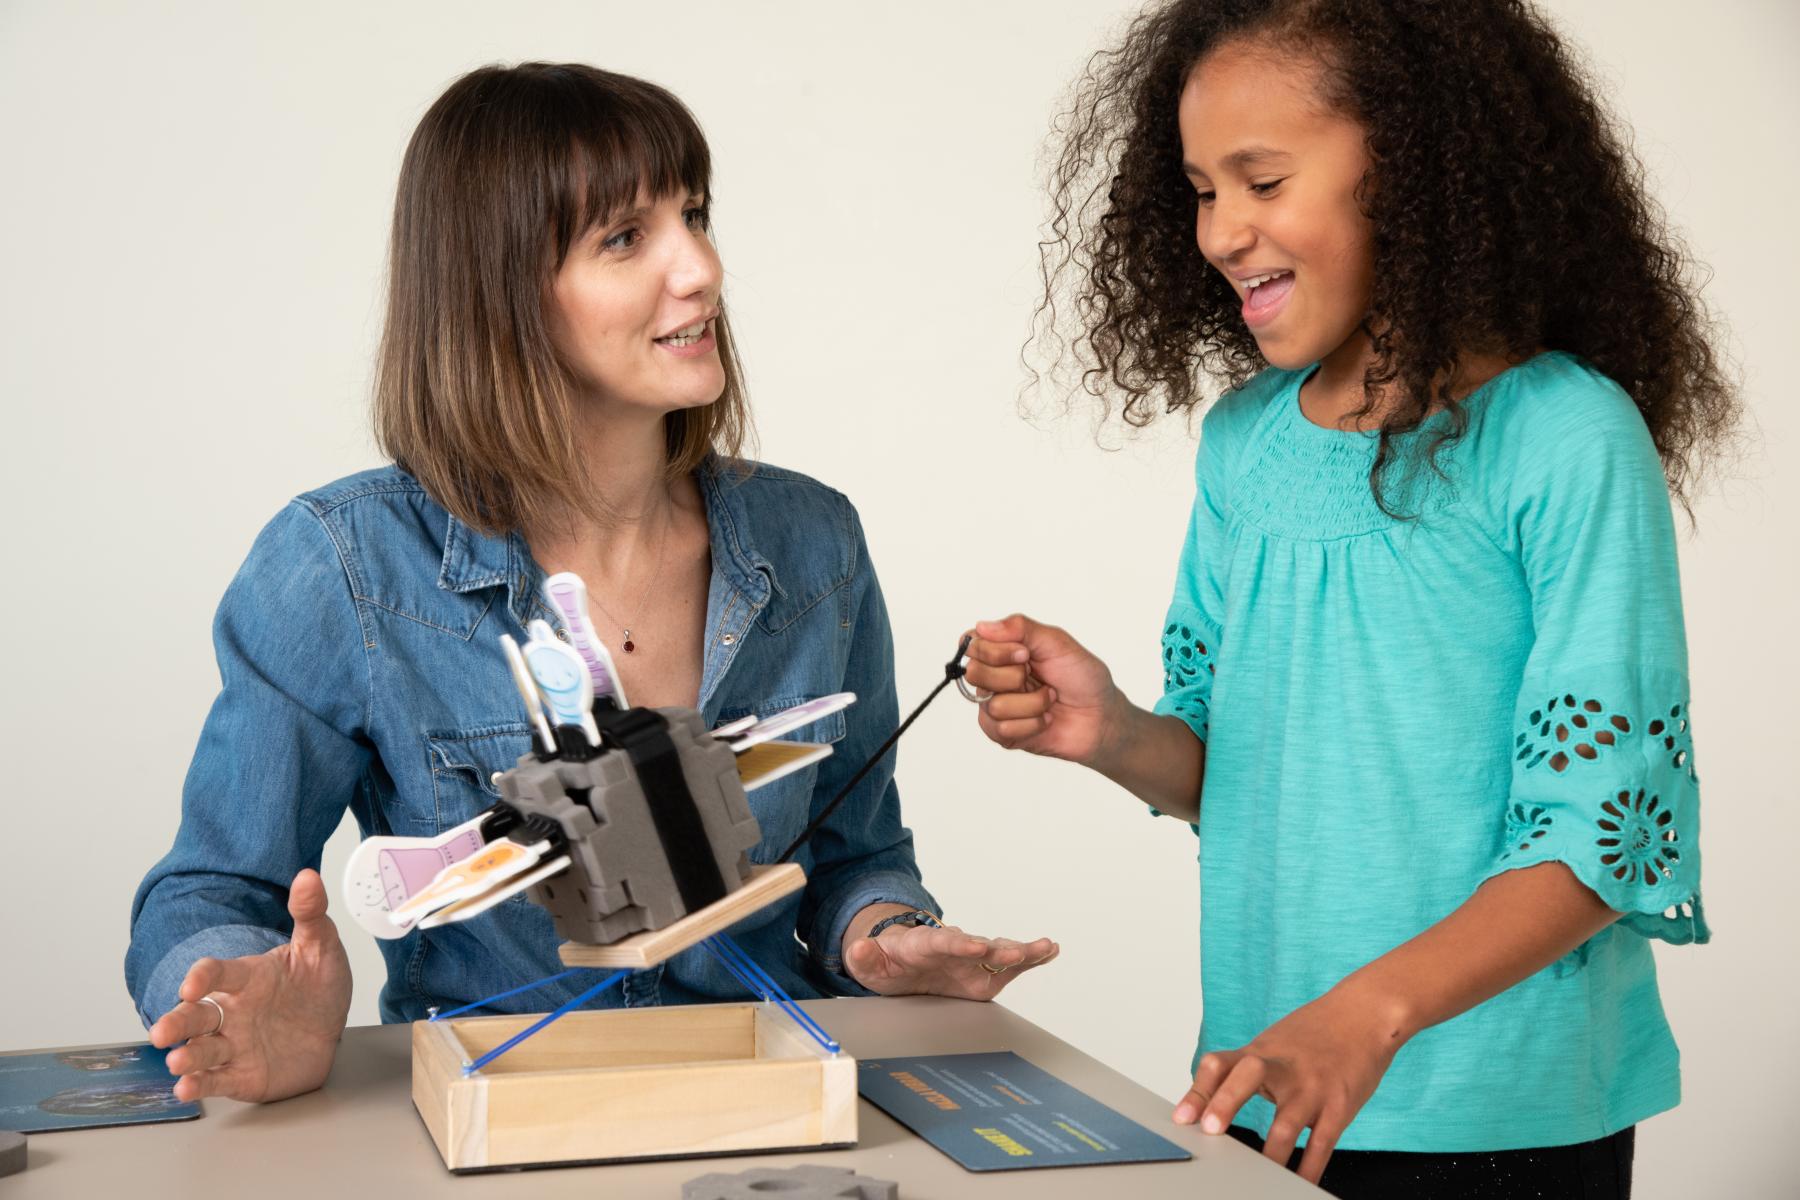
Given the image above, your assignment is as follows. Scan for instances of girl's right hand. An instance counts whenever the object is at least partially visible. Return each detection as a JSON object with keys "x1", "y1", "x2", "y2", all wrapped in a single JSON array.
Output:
[
  {"x1": 964, "y1": 615, "x2": 1122, "y2": 767},
  {"x1": 148, "y1": 868, "x2": 353, "y2": 1103}
]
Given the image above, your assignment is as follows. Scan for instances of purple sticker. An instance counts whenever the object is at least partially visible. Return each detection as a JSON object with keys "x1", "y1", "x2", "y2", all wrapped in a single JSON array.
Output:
[
  {"x1": 728, "y1": 693, "x2": 857, "y2": 751},
  {"x1": 377, "y1": 829, "x2": 484, "y2": 908},
  {"x1": 545, "y1": 574, "x2": 622, "y2": 702}
]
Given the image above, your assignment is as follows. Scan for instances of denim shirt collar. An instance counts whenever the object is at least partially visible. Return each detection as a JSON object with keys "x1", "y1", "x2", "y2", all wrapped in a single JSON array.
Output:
[{"x1": 432, "y1": 457, "x2": 777, "y2": 712}]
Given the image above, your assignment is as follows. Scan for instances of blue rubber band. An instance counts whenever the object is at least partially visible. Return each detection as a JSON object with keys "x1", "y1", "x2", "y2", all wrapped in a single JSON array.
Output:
[
  {"x1": 699, "y1": 935, "x2": 772, "y2": 1000},
  {"x1": 713, "y1": 933, "x2": 840, "y2": 1052},
  {"x1": 429, "y1": 966, "x2": 592, "y2": 1022},
  {"x1": 463, "y1": 968, "x2": 631, "y2": 1075},
  {"x1": 716, "y1": 936, "x2": 838, "y2": 1052},
  {"x1": 714, "y1": 932, "x2": 835, "y2": 1040},
  {"x1": 697, "y1": 937, "x2": 836, "y2": 1053}
]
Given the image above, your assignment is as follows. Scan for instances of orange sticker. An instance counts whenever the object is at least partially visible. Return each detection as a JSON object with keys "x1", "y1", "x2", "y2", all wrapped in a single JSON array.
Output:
[{"x1": 389, "y1": 839, "x2": 540, "y2": 924}]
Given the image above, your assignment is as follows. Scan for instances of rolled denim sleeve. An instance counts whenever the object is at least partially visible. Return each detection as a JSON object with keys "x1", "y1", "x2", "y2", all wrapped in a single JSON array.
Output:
[
  {"x1": 794, "y1": 508, "x2": 938, "y2": 995},
  {"x1": 125, "y1": 501, "x2": 372, "y2": 1025}
]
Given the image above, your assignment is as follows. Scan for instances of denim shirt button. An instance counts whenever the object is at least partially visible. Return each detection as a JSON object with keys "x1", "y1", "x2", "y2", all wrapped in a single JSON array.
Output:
[
  {"x1": 721, "y1": 632, "x2": 736, "y2": 645},
  {"x1": 554, "y1": 627, "x2": 569, "y2": 641}
]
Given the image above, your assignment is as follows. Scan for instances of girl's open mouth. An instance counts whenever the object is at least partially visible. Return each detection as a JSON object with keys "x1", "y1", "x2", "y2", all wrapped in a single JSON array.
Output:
[{"x1": 1242, "y1": 271, "x2": 1295, "y2": 328}]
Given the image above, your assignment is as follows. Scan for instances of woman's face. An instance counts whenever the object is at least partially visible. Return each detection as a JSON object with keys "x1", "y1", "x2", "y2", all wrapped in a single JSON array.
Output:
[
  {"x1": 548, "y1": 190, "x2": 725, "y2": 416},
  {"x1": 1178, "y1": 40, "x2": 1375, "y2": 371}
]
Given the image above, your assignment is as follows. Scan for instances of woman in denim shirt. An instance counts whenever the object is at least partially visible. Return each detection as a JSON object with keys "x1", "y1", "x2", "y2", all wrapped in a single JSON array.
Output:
[{"x1": 127, "y1": 63, "x2": 1056, "y2": 1104}]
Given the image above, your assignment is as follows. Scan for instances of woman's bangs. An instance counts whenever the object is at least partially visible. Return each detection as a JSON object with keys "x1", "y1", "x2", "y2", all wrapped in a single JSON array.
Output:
[{"x1": 559, "y1": 86, "x2": 711, "y2": 255}]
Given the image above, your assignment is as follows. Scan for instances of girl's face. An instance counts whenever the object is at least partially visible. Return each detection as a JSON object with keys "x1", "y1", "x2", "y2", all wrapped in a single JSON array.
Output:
[
  {"x1": 548, "y1": 190, "x2": 725, "y2": 416},
  {"x1": 1178, "y1": 41, "x2": 1375, "y2": 371}
]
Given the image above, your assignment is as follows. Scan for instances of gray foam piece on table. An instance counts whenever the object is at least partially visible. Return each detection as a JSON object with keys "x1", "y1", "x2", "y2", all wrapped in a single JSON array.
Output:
[
  {"x1": 498, "y1": 707, "x2": 762, "y2": 945},
  {"x1": 682, "y1": 1163, "x2": 898, "y2": 1200},
  {"x1": 0, "y1": 1130, "x2": 25, "y2": 1178}
]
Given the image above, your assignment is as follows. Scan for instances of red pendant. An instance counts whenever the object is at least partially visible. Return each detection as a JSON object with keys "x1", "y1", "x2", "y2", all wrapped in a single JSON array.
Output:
[{"x1": 622, "y1": 640, "x2": 635, "y2": 654}]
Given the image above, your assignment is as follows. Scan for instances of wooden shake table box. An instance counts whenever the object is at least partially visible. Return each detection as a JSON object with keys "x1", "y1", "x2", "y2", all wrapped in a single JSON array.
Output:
[{"x1": 412, "y1": 1003, "x2": 857, "y2": 1172}]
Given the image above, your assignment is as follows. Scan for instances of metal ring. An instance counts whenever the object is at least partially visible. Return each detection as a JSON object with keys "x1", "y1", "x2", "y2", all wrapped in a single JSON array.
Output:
[
  {"x1": 196, "y1": 995, "x2": 226, "y2": 1037},
  {"x1": 954, "y1": 674, "x2": 993, "y2": 704},
  {"x1": 979, "y1": 962, "x2": 1006, "y2": 975}
]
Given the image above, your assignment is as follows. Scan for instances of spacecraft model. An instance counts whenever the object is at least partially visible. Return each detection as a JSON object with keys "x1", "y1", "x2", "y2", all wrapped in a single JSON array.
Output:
[{"x1": 342, "y1": 571, "x2": 851, "y2": 950}]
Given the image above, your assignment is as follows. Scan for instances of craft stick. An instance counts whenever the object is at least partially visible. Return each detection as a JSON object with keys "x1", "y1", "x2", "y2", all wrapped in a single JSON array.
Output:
[{"x1": 500, "y1": 634, "x2": 557, "y2": 753}]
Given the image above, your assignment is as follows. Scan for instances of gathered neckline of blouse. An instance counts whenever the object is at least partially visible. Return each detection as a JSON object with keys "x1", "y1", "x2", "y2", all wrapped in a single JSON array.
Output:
[{"x1": 1229, "y1": 351, "x2": 1568, "y2": 542}]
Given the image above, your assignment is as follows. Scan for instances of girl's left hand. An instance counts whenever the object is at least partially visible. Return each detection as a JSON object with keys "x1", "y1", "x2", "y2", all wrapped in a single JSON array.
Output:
[
  {"x1": 1173, "y1": 984, "x2": 1407, "y2": 1184},
  {"x1": 845, "y1": 924, "x2": 1059, "y2": 1000}
]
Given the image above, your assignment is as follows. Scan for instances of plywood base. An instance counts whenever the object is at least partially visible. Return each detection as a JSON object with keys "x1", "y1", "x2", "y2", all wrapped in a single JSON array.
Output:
[
  {"x1": 412, "y1": 1003, "x2": 856, "y2": 1172},
  {"x1": 557, "y1": 862, "x2": 807, "y2": 970}
]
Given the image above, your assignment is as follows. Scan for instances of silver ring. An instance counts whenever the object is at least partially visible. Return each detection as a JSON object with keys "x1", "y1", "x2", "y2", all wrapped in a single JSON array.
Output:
[
  {"x1": 196, "y1": 994, "x2": 225, "y2": 1037},
  {"x1": 954, "y1": 674, "x2": 993, "y2": 704}
]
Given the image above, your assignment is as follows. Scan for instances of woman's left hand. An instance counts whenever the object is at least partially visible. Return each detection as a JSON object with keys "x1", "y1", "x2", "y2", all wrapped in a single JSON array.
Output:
[
  {"x1": 1173, "y1": 983, "x2": 1407, "y2": 1185},
  {"x1": 844, "y1": 923, "x2": 1058, "y2": 1000}
]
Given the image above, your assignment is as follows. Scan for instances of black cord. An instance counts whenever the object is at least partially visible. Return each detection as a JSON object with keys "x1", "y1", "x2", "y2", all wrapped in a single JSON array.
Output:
[{"x1": 775, "y1": 635, "x2": 972, "y2": 864}]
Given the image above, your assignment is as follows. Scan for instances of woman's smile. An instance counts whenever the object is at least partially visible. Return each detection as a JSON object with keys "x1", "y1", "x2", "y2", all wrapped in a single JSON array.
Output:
[{"x1": 654, "y1": 315, "x2": 717, "y2": 357}]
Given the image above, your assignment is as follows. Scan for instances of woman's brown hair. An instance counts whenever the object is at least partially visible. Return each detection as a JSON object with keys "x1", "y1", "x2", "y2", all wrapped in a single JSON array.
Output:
[{"x1": 374, "y1": 62, "x2": 751, "y2": 534}]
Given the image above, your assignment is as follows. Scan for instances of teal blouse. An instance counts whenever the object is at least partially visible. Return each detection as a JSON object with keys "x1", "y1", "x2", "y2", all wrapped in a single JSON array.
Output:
[{"x1": 1153, "y1": 351, "x2": 1706, "y2": 1153}]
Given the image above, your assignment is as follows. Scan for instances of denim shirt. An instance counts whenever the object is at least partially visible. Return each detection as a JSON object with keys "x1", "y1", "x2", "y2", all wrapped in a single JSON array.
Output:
[{"x1": 126, "y1": 460, "x2": 938, "y2": 1026}]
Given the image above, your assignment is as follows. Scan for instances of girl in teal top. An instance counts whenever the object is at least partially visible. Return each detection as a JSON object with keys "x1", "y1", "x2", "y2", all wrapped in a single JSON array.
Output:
[{"x1": 966, "y1": 2, "x2": 1739, "y2": 1196}]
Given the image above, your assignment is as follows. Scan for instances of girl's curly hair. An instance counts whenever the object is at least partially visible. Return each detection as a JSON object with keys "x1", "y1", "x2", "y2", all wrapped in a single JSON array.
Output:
[{"x1": 1036, "y1": 0, "x2": 1739, "y2": 510}]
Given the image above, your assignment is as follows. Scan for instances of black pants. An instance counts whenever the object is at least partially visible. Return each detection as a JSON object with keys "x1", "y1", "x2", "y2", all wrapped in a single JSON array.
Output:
[{"x1": 1227, "y1": 1124, "x2": 1634, "y2": 1199}]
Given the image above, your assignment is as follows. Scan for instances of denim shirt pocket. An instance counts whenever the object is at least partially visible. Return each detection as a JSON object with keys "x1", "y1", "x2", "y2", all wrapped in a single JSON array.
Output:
[
  {"x1": 421, "y1": 724, "x2": 533, "y2": 825},
  {"x1": 420, "y1": 724, "x2": 536, "y2": 909},
  {"x1": 713, "y1": 697, "x2": 848, "y2": 860}
]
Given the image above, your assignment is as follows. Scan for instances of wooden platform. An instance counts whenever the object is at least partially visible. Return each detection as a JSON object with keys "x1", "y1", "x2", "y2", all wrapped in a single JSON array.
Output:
[
  {"x1": 412, "y1": 1003, "x2": 855, "y2": 1171},
  {"x1": 556, "y1": 862, "x2": 807, "y2": 970}
]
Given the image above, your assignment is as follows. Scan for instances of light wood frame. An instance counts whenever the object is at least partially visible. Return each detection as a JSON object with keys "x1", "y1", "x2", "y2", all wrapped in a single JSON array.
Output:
[
  {"x1": 556, "y1": 862, "x2": 807, "y2": 971},
  {"x1": 411, "y1": 1002, "x2": 856, "y2": 1171}
]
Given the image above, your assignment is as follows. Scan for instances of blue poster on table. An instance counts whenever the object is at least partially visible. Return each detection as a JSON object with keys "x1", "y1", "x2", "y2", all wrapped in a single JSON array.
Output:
[
  {"x1": 0, "y1": 1043, "x2": 201, "y2": 1132},
  {"x1": 857, "y1": 1052, "x2": 1190, "y2": 1171}
]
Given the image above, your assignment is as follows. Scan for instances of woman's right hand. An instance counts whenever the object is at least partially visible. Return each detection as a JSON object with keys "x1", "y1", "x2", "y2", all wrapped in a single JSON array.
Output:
[
  {"x1": 964, "y1": 615, "x2": 1123, "y2": 768},
  {"x1": 148, "y1": 868, "x2": 353, "y2": 1103}
]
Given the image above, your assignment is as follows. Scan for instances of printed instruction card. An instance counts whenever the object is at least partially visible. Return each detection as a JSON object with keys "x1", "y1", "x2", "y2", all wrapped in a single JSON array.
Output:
[{"x1": 857, "y1": 1051, "x2": 1190, "y2": 1171}]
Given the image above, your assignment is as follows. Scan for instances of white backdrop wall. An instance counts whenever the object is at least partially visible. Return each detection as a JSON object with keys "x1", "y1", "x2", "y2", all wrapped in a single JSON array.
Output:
[{"x1": 2, "y1": 3, "x2": 1794, "y2": 1195}]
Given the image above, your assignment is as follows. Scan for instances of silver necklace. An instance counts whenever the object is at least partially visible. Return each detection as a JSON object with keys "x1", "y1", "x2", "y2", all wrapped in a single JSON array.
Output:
[{"x1": 586, "y1": 499, "x2": 670, "y2": 654}]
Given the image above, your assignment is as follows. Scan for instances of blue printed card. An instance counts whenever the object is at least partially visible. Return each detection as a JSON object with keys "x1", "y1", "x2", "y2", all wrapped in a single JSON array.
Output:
[
  {"x1": 857, "y1": 1052, "x2": 1190, "y2": 1172},
  {"x1": 0, "y1": 1043, "x2": 201, "y2": 1132}
]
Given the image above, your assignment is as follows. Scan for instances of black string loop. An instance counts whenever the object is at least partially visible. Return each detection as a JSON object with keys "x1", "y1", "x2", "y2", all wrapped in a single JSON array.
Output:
[{"x1": 775, "y1": 636, "x2": 972, "y2": 864}]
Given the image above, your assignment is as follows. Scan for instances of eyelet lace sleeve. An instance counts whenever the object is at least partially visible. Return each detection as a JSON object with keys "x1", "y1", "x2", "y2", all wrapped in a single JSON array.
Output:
[
  {"x1": 1145, "y1": 407, "x2": 1237, "y2": 826},
  {"x1": 1153, "y1": 604, "x2": 1218, "y2": 741},
  {"x1": 1483, "y1": 377, "x2": 1708, "y2": 951},
  {"x1": 1152, "y1": 401, "x2": 1237, "y2": 748},
  {"x1": 1492, "y1": 667, "x2": 1706, "y2": 947}
]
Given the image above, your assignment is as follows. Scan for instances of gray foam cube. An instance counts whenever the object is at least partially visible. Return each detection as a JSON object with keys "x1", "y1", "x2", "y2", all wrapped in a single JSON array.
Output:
[
  {"x1": 0, "y1": 1130, "x2": 25, "y2": 1178},
  {"x1": 682, "y1": 1163, "x2": 899, "y2": 1200},
  {"x1": 498, "y1": 707, "x2": 762, "y2": 944}
]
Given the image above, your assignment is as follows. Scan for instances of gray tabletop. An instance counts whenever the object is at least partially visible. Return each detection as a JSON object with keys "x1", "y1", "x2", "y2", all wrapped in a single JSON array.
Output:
[{"x1": 6, "y1": 997, "x2": 1322, "y2": 1198}]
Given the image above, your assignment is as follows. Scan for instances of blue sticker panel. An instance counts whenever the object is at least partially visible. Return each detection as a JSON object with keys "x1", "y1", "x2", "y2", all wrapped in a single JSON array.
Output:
[{"x1": 857, "y1": 1052, "x2": 1190, "y2": 1172}]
